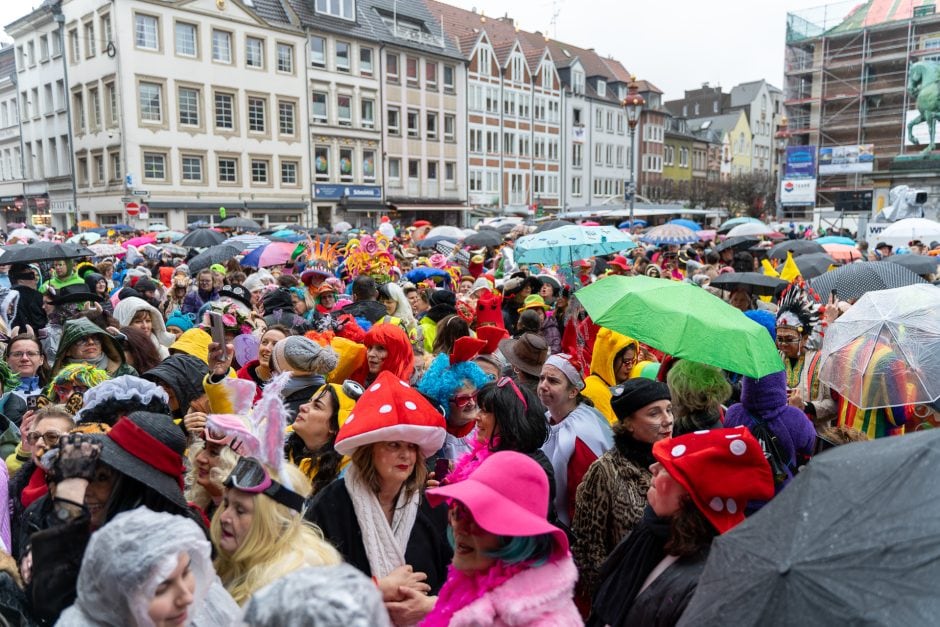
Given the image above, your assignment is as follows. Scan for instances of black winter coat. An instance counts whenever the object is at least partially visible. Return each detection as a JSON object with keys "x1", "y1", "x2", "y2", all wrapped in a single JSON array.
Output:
[{"x1": 621, "y1": 549, "x2": 709, "y2": 627}]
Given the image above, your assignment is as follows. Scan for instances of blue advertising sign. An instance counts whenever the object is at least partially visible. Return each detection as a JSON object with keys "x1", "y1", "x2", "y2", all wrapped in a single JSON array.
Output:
[
  {"x1": 313, "y1": 184, "x2": 382, "y2": 200},
  {"x1": 784, "y1": 146, "x2": 817, "y2": 179}
]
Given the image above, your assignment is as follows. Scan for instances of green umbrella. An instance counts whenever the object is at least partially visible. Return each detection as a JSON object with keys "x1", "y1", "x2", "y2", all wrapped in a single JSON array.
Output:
[{"x1": 575, "y1": 276, "x2": 783, "y2": 379}]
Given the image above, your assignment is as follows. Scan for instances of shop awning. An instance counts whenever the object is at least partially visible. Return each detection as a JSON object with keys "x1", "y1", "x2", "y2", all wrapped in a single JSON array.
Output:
[
  {"x1": 391, "y1": 204, "x2": 469, "y2": 212},
  {"x1": 338, "y1": 198, "x2": 390, "y2": 212}
]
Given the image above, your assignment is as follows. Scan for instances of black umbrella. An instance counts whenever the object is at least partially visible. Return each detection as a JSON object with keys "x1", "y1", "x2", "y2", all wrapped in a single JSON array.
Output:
[
  {"x1": 534, "y1": 219, "x2": 574, "y2": 233},
  {"x1": 0, "y1": 241, "x2": 94, "y2": 264},
  {"x1": 810, "y1": 261, "x2": 927, "y2": 302},
  {"x1": 715, "y1": 236, "x2": 760, "y2": 254},
  {"x1": 679, "y1": 430, "x2": 940, "y2": 626},
  {"x1": 179, "y1": 228, "x2": 226, "y2": 248},
  {"x1": 219, "y1": 217, "x2": 262, "y2": 231},
  {"x1": 415, "y1": 235, "x2": 458, "y2": 249},
  {"x1": 794, "y1": 253, "x2": 837, "y2": 280},
  {"x1": 187, "y1": 243, "x2": 242, "y2": 274},
  {"x1": 767, "y1": 239, "x2": 826, "y2": 261},
  {"x1": 496, "y1": 223, "x2": 517, "y2": 235},
  {"x1": 462, "y1": 230, "x2": 503, "y2": 248},
  {"x1": 709, "y1": 272, "x2": 789, "y2": 297},
  {"x1": 886, "y1": 254, "x2": 939, "y2": 276}
]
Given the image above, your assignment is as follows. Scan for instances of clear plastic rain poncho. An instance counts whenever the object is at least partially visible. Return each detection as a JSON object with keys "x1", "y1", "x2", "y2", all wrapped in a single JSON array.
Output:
[
  {"x1": 240, "y1": 564, "x2": 390, "y2": 627},
  {"x1": 56, "y1": 508, "x2": 239, "y2": 627}
]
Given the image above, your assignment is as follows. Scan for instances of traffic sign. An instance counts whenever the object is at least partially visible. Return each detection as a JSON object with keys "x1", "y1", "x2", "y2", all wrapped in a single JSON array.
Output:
[
  {"x1": 132, "y1": 189, "x2": 149, "y2": 196},
  {"x1": 125, "y1": 201, "x2": 140, "y2": 216},
  {"x1": 120, "y1": 197, "x2": 135, "y2": 203}
]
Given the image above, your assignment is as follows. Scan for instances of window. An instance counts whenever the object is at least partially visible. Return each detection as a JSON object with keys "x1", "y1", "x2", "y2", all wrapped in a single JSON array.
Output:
[
  {"x1": 316, "y1": 0, "x2": 355, "y2": 20},
  {"x1": 387, "y1": 106, "x2": 400, "y2": 135},
  {"x1": 139, "y1": 82, "x2": 162, "y2": 122},
  {"x1": 175, "y1": 22, "x2": 197, "y2": 57},
  {"x1": 335, "y1": 41, "x2": 350, "y2": 71},
  {"x1": 101, "y1": 13, "x2": 113, "y2": 47},
  {"x1": 218, "y1": 157, "x2": 238, "y2": 183},
  {"x1": 443, "y1": 65, "x2": 455, "y2": 91},
  {"x1": 597, "y1": 80, "x2": 606, "y2": 97},
  {"x1": 469, "y1": 169, "x2": 482, "y2": 192},
  {"x1": 469, "y1": 128, "x2": 483, "y2": 153},
  {"x1": 94, "y1": 154, "x2": 104, "y2": 183},
  {"x1": 106, "y1": 82, "x2": 118, "y2": 125},
  {"x1": 246, "y1": 37, "x2": 264, "y2": 68},
  {"x1": 444, "y1": 114, "x2": 455, "y2": 142},
  {"x1": 181, "y1": 155, "x2": 203, "y2": 181},
  {"x1": 143, "y1": 152, "x2": 166, "y2": 180},
  {"x1": 135, "y1": 14, "x2": 159, "y2": 50},
  {"x1": 360, "y1": 98, "x2": 374, "y2": 128},
  {"x1": 427, "y1": 161, "x2": 438, "y2": 180},
  {"x1": 426, "y1": 112, "x2": 438, "y2": 139},
  {"x1": 386, "y1": 52, "x2": 399, "y2": 80},
  {"x1": 251, "y1": 159, "x2": 269, "y2": 183},
  {"x1": 445, "y1": 161, "x2": 455, "y2": 183},
  {"x1": 408, "y1": 159, "x2": 420, "y2": 179},
  {"x1": 247, "y1": 96, "x2": 266, "y2": 132},
  {"x1": 572, "y1": 108, "x2": 582, "y2": 126},
  {"x1": 426, "y1": 61, "x2": 437, "y2": 88},
  {"x1": 84, "y1": 22, "x2": 96, "y2": 57},
  {"x1": 51, "y1": 32, "x2": 61, "y2": 57},
  {"x1": 311, "y1": 91, "x2": 327, "y2": 123},
  {"x1": 39, "y1": 35, "x2": 49, "y2": 62},
  {"x1": 572, "y1": 69, "x2": 584, "y2": 95},
  {"x1": 278, "y1": 100, "x2": 295, "y2": 136},
  {"x1": 212, "y1": 30, "x2": 232, "y2": 63},
  {"x1": 478, "y1": 47, "x2": 491, "y2": 74},
  {"x1": 360, "y1": 47, "x2": 373, "y2": 75},
  {"x1": 178, "y1": 87, "x2": 199, "y2": 126},
  {"x1": 276, "y1": 43, "x2": 293, "y2": 73},
  {"x1": 281, "y1": 160, "x2": 298, "y2": 185},
  {"x1": 339, "y1": 148, "x2": 353, "y2": 181},
  {"x1": 214, "y1": 92, "x2": 234, "y2": 129},
  {"x1": 571, "y1": 176, "x2": 582, "y2": 196},
  {"x1": 337, "y1": 95, "x2": 351, "y2": 126},
  {"x1": 89, "y1": 87, "x2": 100, "y2": 129},
  {"x1": 362, "y1": 150, "x2": 376, "y2": 181},
  {"x1": 406, "y1": 57, "x2": 418, "y2": 84},
  {"x1": 310, "y1": 36, "x2": 326, "y2": 67},
  {"x1": 407, "y1": 109, "x2": 419, "y2": 138},
  {"x1": 68, "y1": 30, "x2": 79, "y2": 63},
  {"x1": 388, "y1": 158, "x2": 401, "y2": 182},
  {"x1": 595, "y1": 109, "x2": 603, "y2": 130},
  {"x1": 314, "y1": 146, "x2": 329, "y2": 181},
  {"x1": 110, "y1": 152, "x2": 121, "y2": 181},
  {"x1": 572, "y1": 143, "x2": 582, "y2": 168}
]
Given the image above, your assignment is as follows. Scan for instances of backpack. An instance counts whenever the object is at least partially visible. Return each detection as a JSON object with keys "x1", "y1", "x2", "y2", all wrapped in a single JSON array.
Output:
[{"x1": 748, "y1": 411, "x2": 795, "y2": 487}]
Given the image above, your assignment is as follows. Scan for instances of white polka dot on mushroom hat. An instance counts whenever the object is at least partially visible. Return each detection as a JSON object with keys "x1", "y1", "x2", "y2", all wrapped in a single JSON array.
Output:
[
  {"x1": 405, "y1": 401, "x2": 417, "y2": 410},
  {"x1": 694, "y1": 430, "x2": 709, "y2": 435},
  {"x1": 726, "y1": 499, "x2": 738, "y2": 514},
  {"x1": 370, "y1": 383, "x2": 381, "y2": 392},
  {"x1": 671, "y1": 444, "x2": 687, "y2": 457},
  {"x1": 346, "y1": 414, "x2": 355, "y2": 422},
  {"x1": 379, "y1": 404, "x2": 393, "y2": 414},
  {"x1": 709, "y1": 497, "x2": 724, "y2": 512},
  {"x1": 730, "y1": 439, "x2": 747, "y2": 456},
  {"x1": 399, "y1": 380, "x2": 410, "y2": 388},
  {"x1": 725, "y1": 433, "x2": 741, "y2": 439}
]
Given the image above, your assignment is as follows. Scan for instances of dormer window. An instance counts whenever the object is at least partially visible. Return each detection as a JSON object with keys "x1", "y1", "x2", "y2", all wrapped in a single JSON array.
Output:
[
  {"x1": 597, "y1": 80, "x2": 606, "y2": 97},
  {"x1": 316, "y1": 0, "x2": 355, "y2": 20},
  {"x1": 572, "y1": 69, "x2": 584, "y2": 95}
]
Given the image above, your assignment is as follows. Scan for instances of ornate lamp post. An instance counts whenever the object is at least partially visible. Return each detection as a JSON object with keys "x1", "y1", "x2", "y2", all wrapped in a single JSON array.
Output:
[
  {"x1": 622, "y1": 77, "x2": 645, "y2": 231},
  {"x1": 774, "y1": 116, "x2": 790, "y2": 219}
]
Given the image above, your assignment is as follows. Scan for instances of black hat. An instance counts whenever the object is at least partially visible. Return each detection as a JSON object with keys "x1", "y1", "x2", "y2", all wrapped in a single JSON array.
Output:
[
  {"x1": 610, "y1": 378, "x2": 671, "y2": 422},
  {"x1": 50, "y1": 283, "x2": 103, "y2": 305},
  {"x1": 262, "y1": 288, "x2": 294, "y2": 316},
  {"x1": 220, "y1": 284, "x2": 252, "y2": 309},
  {"x1": 9, "y1": 264, "x2": 36, "y2": 281},
  {"x1": 134, "y1": 278, "x2": 159, "y2": 293},
  {"x1": 875, "y1": 242, "x2": 892, "y2": 250},
  {"x1": 95, "y1": 411, "x2": 187, "y2": 509}
]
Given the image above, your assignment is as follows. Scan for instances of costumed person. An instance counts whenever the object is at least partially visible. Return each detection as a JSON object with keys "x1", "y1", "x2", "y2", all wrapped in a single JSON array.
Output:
[
  {"x1": 666, "y1": 360, "x2": 732, "y2": 436},
  {"x1": 51, "y1": 317, "x2": 136, "y2": 379},
  {"x1": 588, "y1": 428, "x2": 774, "y2": 627},
  {"x1": 56, "y1": 508, "x2": 239, "y2": 627},
  {"x1": 41, "y1": 259, "x2": 84, "y2": 294},
  {"x1": 420, "y1": 289, "x2": 458, "y2": 354},
  {"x1": 41, "y1": 363, "x2": 110, "y2": 410},
  {"x1": 776, "y1": 281, "x2": 836, "y2": 428},
  {"x1": 538, "y1": 353, "x2": 613, "y2": 527},
  {"x1": 269, "y1": 335, "x2": 339, "y2": 420},
  {"x1": 236, "y1": 325, "x2": 289, "y2": 402},
  {"x1": 417, "y1": 336, "x2": 490, "y2": 461},
  {"x1": 582, "y1": 328, "x2": 640, "y2": 426},
  {"x1": 356, "y1": 323, "x2": 415, "y2": 386},
  {"x1": 113, "y1": 296, "x2": 175, "y2": 359}
]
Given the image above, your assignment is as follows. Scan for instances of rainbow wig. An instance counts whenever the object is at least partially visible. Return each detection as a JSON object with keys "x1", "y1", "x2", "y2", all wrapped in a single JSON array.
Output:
[
  {"x1": 417, "y1": 353, "x2": 490, "y2": 419},
  {"x1": 44, "y1": 363, "x2": 110, "y2": 398}
]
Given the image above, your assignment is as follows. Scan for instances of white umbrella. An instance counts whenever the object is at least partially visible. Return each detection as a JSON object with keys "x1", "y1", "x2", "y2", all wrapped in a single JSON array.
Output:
[
  {"x1": 334, "y1": 221, "x2": 353, "y2": 233},
  {"x1": 876, "y1": 218, "x2": 940, "y2": 248},
  {"x1": 426, "y1": 225, "x2": 466, "y2": 240},
  {"x1": 88, "y1": 243, "x2": 126, "y2": 257},
  {"x1": 67, "y1": 232, "x2": 101, "y2": 244},
  {"x1": 8, "y1": 228, "x2": 38, "y2": 242},
  {"x1": 149, "y1": 223, "x2": 169, "y2": 232},
  {"x1": 726, "y1": 222, "x2": 775, "y2": 237}
]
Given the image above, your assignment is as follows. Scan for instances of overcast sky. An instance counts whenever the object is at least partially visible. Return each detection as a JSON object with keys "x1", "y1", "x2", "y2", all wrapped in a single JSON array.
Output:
[{"x1": 3, "y1": 0, "x2": 835, "y2": 99}]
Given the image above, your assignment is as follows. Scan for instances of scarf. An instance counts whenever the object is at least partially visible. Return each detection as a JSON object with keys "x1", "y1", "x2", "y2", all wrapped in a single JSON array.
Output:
[
  {"x1": 589, "y1": 506, "x2": 671, "y2": 627},
  {"x1": 21, "y1": 466, "x2": 48, "y2": 508},
  {"x1": 613, "y1": 432, "x2": 656, "y2": 470},
  {"x1": 281, "y1": 373, "x2": 326, "y2": 402},
  {"x1": 17, "y1": 377, "x2": 40, "y2": 394},
  {"x1": 420, "y1": 560, "x2": 528, "y2": 627},
  {"x1": 345, "y1": 464, "x2": 420, "y2": 579}
]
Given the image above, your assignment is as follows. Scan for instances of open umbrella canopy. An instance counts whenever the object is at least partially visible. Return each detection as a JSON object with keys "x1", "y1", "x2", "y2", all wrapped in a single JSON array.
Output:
[
  {"x1": 681, "y1": 429, "x2": 940, "y2": 627},
  {"x1": 715, "y1": 236, "x2": 760, "y2": 254},
  {"x1": 617, "y1": 219, "x2": 648, "y2": 230},
  {"x1": 269, "y1": 230, "x2": 305, "y2": 242},
  {"x1": 66, "y1": 232, "x2": 101, "y2": 245},
  {"x1": 668, "y1": 218, "x2": 701, "y2": 231},
  {"x1": 886, "y1": 254, "x2": 939, "y2": 275},
  {"x1": 640, "y1": 224, "x2": 698, "y2": 246},
  {"x1": 219, "y1": 217, "x2": 263, "y2": 231},
  {"x1": 810, "y1": 261, "x2": 927, "y2": 303},
  {"x1": 87, "y1": 243, "x2": 126, "y2": 257},
  {"x1": 817, "y1": 284, "x2": 940, "y2": 409},
  {"x1": 515, "y1": 225, "x2": 636, "y2": 265},
  {"x1": 718, "y1": 216, "x2": 762, "y2": 233},
  {"x1": 875, "y1": 218, "x2": 940, "y2": 248},
  {"x1": 768, "y1": 239, "x2": 826, "y2": 260},
  {"x1": 334, "y1": 221, "x2": 353, "y2": 233},
  {"x1": 148, "y1": 223, "x2": 169, "y2": 232},
  {"x1": 709, "y1": 272, "x2": 789, "y2": 297},
  {"x1": 241, "y1": 241, "x2": 299, "y2": 268},
  {"x1": 179, "y1": 228, "x2": 226, "y2": 248},
  {"x1": 77, "y1": 220, "x2": 98, "y2": 229},
  {"x1": 227, "y1": 234, "x2": 271, "y2": 252},
  {"x1": 462, "y1": 230, "x2": 503, "y2": 248},
  {"x1": 187, "y1": 243, "x2": 243, "y2": 274},
  {"x1": 7, "y1": 228, "x2": 38, "y2": 242},
  {"x1": 159, "y1": 244, "x2": 188, "y2": 257},
  {"x1": 575, "y1": 275, "x2": 783, "y2": 378},
  {"x1": 815, "y1": 235, "x2": 855, "y2": 246},
  {"x1": 697, "y1": 229, "x2": 717, "y2": 241},
  {"x1": 0, "y1": 241, "x2": 94, "y2": 264},
  {"x1": 794, "y1": 253, "x2": 838, "y2": 279},
  {"x1": 122, "y1": 235, "x2": 156, "y2": 249},
  {"x1": 414, "y1": 235, "x2": 457, "y2": 249},
  {"x1": 534, "y1": 219, "x2": 575, "y2": 233},
  {"x1": 110, "y1": 224, "x2": 135, "y2": 232},
  {"x1": 154, "y1": 230, "x2": 185, "y2": 242},
  {"x1": 726, "y1": 222, "x2": 775, "y2": 238},
  {"x1": 426, "y1": 225, "x2": 465, "y2": 240},
  {"x1": 821, "y1": 243, "x2": 862, "y2": 262}
]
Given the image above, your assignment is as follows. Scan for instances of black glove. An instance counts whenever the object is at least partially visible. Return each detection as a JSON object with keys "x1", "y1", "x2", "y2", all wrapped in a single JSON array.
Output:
[{"x1": 46, "y1": 433, "x2": 102, "y2": 483}]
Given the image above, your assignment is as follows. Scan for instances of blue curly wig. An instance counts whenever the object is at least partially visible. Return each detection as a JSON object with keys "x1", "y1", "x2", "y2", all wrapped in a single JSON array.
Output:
[{"x1": 417, "y1": 353, "x2": 490, "y2": 418}]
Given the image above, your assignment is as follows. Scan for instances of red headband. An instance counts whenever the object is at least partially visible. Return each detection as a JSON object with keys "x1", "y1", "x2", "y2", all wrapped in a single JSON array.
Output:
[{"x1": 108, "y1": 418, "x2": 185, "y2": 490}]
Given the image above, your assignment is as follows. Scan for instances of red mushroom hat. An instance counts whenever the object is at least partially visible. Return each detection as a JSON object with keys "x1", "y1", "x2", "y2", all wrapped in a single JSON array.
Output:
[{"x1": 334, "y1": 371, "x2": 446, "y2": 457}]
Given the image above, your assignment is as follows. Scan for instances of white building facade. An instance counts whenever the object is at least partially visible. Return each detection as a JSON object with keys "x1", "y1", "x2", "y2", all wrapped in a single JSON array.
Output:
[{"x1": 0, "y1": 46, "x2": 26, "y2": 228}]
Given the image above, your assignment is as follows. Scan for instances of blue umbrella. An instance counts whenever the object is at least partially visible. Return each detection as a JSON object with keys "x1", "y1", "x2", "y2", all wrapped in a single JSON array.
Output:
[
  {"x1": 816, "y1": 235, "x2": 856, "y2": 246},
  {"x1": 269, "y1": 230, "x2": 305, "y2": 242},
  {"x1": 111, "y1": 224, "x2": 135, "y2": 232},
  {"x1": 639, "y1": 224, "x2": 699, "y2": 246},
  {"x1": 241, "y1": 243, "x2": 268, "y2": 268},
  {"x1": 618, "y1": 219, "x2": 648, "y2": 229},
  {"x1": 514, "y1": 225, "x2": 636, "y2": 265},
  {"x1": 668, "y1": 218, "x2": 701, "y2": 231}
]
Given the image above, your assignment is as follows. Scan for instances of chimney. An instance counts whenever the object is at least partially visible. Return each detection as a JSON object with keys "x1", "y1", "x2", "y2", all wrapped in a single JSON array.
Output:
[{"x1": 499, "y1": 14, "x2": 514, "y2": 25}]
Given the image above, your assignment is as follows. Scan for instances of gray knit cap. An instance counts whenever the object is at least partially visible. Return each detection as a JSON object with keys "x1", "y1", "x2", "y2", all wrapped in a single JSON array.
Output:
[{"x1": 271, "y1": 336, "x2": 338, "y2": 375}]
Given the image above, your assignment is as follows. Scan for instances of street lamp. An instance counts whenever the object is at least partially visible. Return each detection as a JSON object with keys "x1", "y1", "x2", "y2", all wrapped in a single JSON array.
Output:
[
  {"x1": 774, "y1": 116, "x2": 790, "y2": 219},
  {"x1": 622, "y1": 77, "x2": 645, "y2": 232}
]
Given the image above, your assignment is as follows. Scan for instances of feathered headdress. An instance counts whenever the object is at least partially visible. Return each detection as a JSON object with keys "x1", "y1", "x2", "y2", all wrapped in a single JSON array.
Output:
[
  {"x1": 776, "y1": 280, "x2": 823, "y2": 337},
  {"x1": 301, "y1": 236, "x2": 342, "y2": 279},
  {"x1": 341, "y1": 234, "x2": 397, "y2": 282}
]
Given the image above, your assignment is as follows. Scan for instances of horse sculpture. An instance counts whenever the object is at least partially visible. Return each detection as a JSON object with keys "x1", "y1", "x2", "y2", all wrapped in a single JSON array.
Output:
[{"x1": 906, "y1": 60, "x2": 940, "y2": 153}]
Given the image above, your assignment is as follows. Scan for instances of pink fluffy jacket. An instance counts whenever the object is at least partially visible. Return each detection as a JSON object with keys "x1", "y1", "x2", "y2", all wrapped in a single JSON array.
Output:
[{"x1": 446, "y1": 555, "x2": 583, "y2": 626}]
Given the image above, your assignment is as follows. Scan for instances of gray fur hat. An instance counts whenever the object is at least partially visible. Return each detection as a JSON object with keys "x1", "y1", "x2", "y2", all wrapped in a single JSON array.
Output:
[{"x1": 271, "y1": 336, "x2": 338, "y2": 375}]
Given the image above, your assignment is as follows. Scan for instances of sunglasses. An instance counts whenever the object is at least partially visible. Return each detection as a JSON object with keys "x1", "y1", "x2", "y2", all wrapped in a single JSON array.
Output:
[
  {"x1": 27, "y1": 430, "x2": 63, "y2": 447},
  {"x1": 496, "y1": 376, "x2": 527, "y2": 410},
  {"x1": 451, "y1": 392, "x2": 478, "y2": 409},
  {"x1": 224, "y1": 457, "x2": 305, "y2": 512}
]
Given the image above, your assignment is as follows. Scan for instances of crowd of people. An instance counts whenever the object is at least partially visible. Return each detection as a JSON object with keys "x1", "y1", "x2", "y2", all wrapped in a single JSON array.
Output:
[{"x1": 0, "y1": 216, "x2": 930, "y2": 626}]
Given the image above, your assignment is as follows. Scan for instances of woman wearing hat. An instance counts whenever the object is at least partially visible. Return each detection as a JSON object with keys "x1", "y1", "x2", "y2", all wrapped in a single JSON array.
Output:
[
  {"x1": 52, "y1": 317, "x2": 136, "y2": 379},
  {"x1": 305, "y1": 371, "x2": 452, "y2": 601},
  {"x1": 572, "y1": 378, "x2": 673, "y2": 603},
  {"x1": 538, "y1": 353, "x2": 613, "y2": 527},
  {"x1": 589, "y1": 427, "x2": 774, "y2": 627},
  {"x1": 114, "y1": 296, "x2": 175, "y2": 359},
  {"x1": 582, "y1": 328, "x2": 641, "y2": 426},
  {"x1": 270, "y1": 336, "x2": 339, "y2": 420},
  {"x1": 391, "y1": 451, "x2": 580, "y2": 626},
  {"x1": 498, "y1": 333, "x2": 549, "y2": 398}
]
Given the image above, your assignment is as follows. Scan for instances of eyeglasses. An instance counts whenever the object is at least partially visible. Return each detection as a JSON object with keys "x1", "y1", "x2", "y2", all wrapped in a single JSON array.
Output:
[
  {"x1": 448, "y1": 501, "x2": 486, "y2": 535},
  {"x1": 27, "y1": 430, "x2": 63, "y2": 447},
  {"x1": 451, "y1": 392, "x2": 478, "y2": 409},
  {"x1": 203, "y1": 426, "x2": 245, "y2": 454},
  {"x1": 224, "y1": 457, "x2": 305, "y2": 512},
  {"x1": 75, "y1": 336, "x2": 101, "y2": 345},
  {"x1": 9, "y1": 351, "x2": 41, "y2": 359},
  {"x1": 496, "y1": 376, "x2": 527, "y2": 410}
]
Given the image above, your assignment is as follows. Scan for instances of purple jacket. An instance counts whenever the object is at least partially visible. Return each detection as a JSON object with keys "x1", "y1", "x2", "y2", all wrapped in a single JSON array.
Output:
[{"x1": 723, "y1": 371, "x2": 816, "y2": 489}]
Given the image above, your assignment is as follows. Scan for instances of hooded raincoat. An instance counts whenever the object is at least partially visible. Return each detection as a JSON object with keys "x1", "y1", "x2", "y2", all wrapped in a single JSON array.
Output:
[
  {"x1": 582, "y1": 329, "x2": 639, "y2": 425},
  {"x1": 142, "y1": 354, "x2": 211, "y2": 420},
  {"x1": 113, "y1": 296, "x2": 175, "y2": 359},
  {"x1": 52, "y1": 318, "x2": 136, "y2": 379}
]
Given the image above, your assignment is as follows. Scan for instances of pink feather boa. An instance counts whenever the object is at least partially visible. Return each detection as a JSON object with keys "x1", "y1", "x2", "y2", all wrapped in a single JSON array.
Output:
[
  {"x1": 444, "y1": 435, "x2": 496, "y2": 486},
  {"x1": 420, "y1": 561, "x2": 527, "y2": 627}
]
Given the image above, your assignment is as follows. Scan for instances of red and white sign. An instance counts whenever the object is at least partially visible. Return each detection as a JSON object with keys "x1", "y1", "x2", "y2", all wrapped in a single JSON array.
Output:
[{"x1": 125, "y1": 201, "x2": 140, "y2": 216}]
